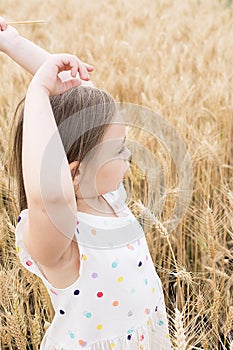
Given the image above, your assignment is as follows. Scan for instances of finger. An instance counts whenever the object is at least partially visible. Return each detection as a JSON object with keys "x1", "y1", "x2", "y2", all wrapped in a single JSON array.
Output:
[
  {"x1": 57, "y1": 55, "x2": 79, "y2": 77},
  {"x1": 0, "y1": 17, "x2": 7, "y2": 31},
  {"x1": 62, "y1": 78, "x2": 82, "y2": 93},
  {"x1": 83, "y1": 63, "x2": 94, "y2": 72},
  {"x1": 78, "y1": 62, "x2": 90, "y2": 81},
  {"x1": 70, "y1": 56, "x2": 79, "y2": 78}
]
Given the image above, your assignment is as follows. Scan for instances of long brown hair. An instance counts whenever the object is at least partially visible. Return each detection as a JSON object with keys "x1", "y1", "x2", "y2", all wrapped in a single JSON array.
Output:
[{"x1": 8, "y1": 86, "x2": 117, "y2": 212}]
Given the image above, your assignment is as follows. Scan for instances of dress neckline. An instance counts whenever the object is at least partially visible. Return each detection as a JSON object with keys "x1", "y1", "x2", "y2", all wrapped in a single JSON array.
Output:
[{"x1": 76, "y1": 193, "x2": 121, "y2": 218}]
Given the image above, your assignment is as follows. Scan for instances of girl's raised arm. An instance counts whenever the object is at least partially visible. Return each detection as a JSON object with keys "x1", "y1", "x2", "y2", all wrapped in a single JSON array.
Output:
[
  {"x1": 0, "y1": 17, "x2": 94, "y2": 79},
  {"x1": 22, "y1": 54, "x2": 85, "y2": 266}
]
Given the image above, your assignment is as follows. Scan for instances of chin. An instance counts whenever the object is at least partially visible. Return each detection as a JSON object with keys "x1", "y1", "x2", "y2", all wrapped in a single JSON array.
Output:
[
  {"x1": 114, "y1": 182, "x2": 121, "y2": 191},
  {"x1": 99, "y1": 182, "x2": 121, "y2": 195}
]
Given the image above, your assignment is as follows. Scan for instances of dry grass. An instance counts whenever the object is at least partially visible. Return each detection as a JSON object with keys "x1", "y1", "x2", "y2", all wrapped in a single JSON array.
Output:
[{"x1": 0, "y1": 0, "x2": 233, "y2": 349}]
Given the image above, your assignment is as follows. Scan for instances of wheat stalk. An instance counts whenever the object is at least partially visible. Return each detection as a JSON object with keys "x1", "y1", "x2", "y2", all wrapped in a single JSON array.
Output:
[
  {"x1": 7, "y1": 20, "x2": 45, "y2": 25},
  {"x1": 1, "y1": 1, "x2": 233, "y2": 349},
  {"x1": 6, "y1": 313, "x2": 27, "y2": 349},
  {"x1": 133, "y1": 200, "x2": 178, "y2": 271},
  {"x1": 12, "y1": 292, "x2": 27, "y2": 337},
  {"x1": 173, "y1": 307, "x2": 187, "y2": 350},
  {"x1": 31, "y1": 312, "x2": 42, "y2": 347},
  {"x1": 224, "y1": 306, "x2": 233, "y2": 337}
]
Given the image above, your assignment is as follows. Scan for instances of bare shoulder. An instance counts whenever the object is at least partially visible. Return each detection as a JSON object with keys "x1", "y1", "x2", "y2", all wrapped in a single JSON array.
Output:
[
  {"x1": 23, "y1": 218, "x2": 80, "y2": 288},
  {"x1": 22, "y1": 200, "x2": 80, "y2": 288}
]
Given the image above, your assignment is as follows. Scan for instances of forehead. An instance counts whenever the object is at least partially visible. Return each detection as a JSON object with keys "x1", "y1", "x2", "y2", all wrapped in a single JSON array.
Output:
[
  {"x1": 103, "y1": 123, "x2": 126, "y2": 142},
  {"x1": 102, "y1": 115, "x2": 126, "y2": 142}
]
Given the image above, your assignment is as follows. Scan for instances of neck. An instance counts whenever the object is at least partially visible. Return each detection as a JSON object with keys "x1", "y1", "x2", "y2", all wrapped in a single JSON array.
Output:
[{"x1": 76, "y1": 194, "x2": 101, "y2": 200}]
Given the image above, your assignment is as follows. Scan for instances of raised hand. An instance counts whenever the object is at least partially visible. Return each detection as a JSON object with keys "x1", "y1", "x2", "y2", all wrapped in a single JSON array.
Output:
[
  {"x1": 29, "y1": 53, "x2": 94, "y2": 96},
  {"x1": 0, "y1": 17, "x2": 94, "y2": 82},
  {"x1": 0, "y1": 17, "x2": 20, "y2": 53}
]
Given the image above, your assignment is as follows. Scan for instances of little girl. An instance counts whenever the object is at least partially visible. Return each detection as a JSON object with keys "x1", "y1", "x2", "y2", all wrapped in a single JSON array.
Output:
[{"x1": 1, "y1": 19, "x2": 172, "y2": 350}]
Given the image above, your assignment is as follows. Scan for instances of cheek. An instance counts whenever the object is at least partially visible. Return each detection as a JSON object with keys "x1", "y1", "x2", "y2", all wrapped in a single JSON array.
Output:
[{"x1": 96, "y1": 159, "x2": 128, "y2": 188}]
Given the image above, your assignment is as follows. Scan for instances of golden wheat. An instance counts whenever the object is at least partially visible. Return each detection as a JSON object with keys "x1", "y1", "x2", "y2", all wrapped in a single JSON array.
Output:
[{"x1": 0, "y1": 0, "x2": 233, "y2": 349}]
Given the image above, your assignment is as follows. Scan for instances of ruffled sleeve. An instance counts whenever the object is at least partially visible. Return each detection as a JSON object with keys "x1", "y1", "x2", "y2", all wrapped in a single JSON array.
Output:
[{"x1": 15, "y1": 209, "x2": 51, "y2": 286}]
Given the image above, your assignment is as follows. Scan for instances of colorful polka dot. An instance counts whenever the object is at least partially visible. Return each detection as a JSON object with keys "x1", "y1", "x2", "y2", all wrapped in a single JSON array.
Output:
[
  {"x1": 97, "y1": 292, "x2": 103, "y2": 298},
  {"x1": 112, "y1": 260, "x2": 119, "y2": 268},
  {"x1": 50, "y1": 289, "x2": 58, "y2": 295},
  {"x1": 158, "y1": 320, "x2": 164, "y2": 326},
  {"x1": 83, "y1": 311, "x2": 92, "y2": 318},
  {"x1": 91, "y1": 272, "x2": 98, "y2": 279},
  {"x1": 91, "y1": 228, "x2": 96, "y2": 235},
  {"x1": 17, "y1": 215, "x2": 21, "y2": 223},
  {"x1": 127, "y1": 244, "x2": 134, "y2": 251},
  {"x1": 82, "y1": 254, "x2": 87, "y2": 261},
  {"x1": 155, "y1": 306, "x2": 158, "y2": 312},
  {"x1": 145, "y1": 308, "x2": 150, "y2": 315},
  {"x1": 144, "y1": 278, "x2": 148, "y2": 285},
  {"x1": 138, "y1": 261, "x2": 143, "y2": 267},
  {"x1": 127, "y1": 328, "x2": 134, "y2": 334},
  {"x1": 76, "y1": 227, "x2": 79, "y2": 234},
  {"x1": 127, "y1": 334, "x2": 132, "y2": 340},
  {"x1": 79, "y1": 339, "x2": 87, "y2": 347},
  {"x1": 112, "y1": 300, "x2": 119, "y2": 307},
  {"x1": 68, "y1": 331, "x2": 75, "y2": 339},
  {"x1": 59, "y1": 309, "x2": 65, "y2": 315},
  {"x1": 117, "y1": 276, "x2": 123, "y2": 283},
  {"x1": 147, "y1": 320, "x2": 151, "y2": 326},
  {"x1": 128, "y1": 311, "x2": 133, "y2": 317},
  {"x1": 140, "y1": 335, "x2": 145, "y2": 341},
  {"x1": 97, "y1": 324, "x2": 103, "y2": 330},
  {"x1": 74, "y1": 289, "x2": 80, "y2": 296},
  {"x1": 76, "y1": 220, "x2": 80, "y2": 225},
  {"x1": 152, "y1": 287, "x2": 155, "y2": 294},
  {"x1": 26, "y1": 260, "x2": 32, "y2": 266},
  {"x1": 16, "y1": 246, "x2": 20, "y2": 253},
  {"x1": 110, "y1": 343, "x2": 115, "y2": 349}
]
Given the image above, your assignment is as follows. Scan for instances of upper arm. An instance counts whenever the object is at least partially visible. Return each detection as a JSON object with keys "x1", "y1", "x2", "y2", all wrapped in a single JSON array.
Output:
[{"x1": 23, "y1": 198, "x2": 77, "y2": 266}]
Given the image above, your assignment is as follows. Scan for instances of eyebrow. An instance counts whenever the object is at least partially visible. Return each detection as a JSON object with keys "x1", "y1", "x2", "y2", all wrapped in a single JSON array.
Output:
[{"x1": 120, "y1": 135, "x2": 126, "y2": 148}]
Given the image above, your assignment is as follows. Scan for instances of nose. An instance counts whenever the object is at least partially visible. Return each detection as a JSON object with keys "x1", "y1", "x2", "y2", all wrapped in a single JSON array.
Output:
[{"x1": 125, "y1": 147, "x2": 132, "y2": 162}]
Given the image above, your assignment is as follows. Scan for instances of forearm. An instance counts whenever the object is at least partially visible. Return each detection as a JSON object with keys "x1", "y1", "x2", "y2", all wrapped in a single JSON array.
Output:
[
  {"x1": 5, "y1": 35, "x2": 72, "y2": 81},
  {"x1": 6, "y1": 36, "x2": 51, "y2": 75},
  {"x1": 0, "y1": 22, "x2": 94, "y2": 83},
  {"x1": 5, "y1": 35, "x2": 94, "y2": 84},
  {"x1": 23, "y1": 84, "x2": 75, "y2": 205}
]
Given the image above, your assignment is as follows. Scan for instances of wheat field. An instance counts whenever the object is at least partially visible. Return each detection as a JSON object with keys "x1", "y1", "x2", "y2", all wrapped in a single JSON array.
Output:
[{"x1": 0, "y1": 0, "x2": 233, "y2": 349}]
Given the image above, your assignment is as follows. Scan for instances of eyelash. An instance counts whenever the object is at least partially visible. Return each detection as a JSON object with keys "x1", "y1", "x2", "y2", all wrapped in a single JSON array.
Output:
[{"x1": 118, "y1": 146, "x2": 126, "y2": 154}]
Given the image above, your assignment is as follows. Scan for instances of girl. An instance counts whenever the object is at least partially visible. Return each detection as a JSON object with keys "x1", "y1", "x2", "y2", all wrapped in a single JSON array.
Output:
[{"x1": 0, "y1": 19, "x2": 172, "y2": 350}]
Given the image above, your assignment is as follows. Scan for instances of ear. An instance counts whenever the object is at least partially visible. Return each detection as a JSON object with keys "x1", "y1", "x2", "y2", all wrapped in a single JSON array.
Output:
[
  {"x1": 69, "y1": 161, "x2": 78, "y2": 171},
  {"x1": 69, "y1": 161, "x2": 79, "y2": 179}
]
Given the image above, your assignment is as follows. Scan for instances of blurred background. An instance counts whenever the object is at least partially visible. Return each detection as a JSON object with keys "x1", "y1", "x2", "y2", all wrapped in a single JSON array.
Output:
[{"x1": 0, "y1": 0, "x2": 233, "y2": 349}]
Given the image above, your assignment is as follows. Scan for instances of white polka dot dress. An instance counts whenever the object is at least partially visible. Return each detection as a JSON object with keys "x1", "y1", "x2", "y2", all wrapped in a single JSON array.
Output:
[{"x1": 15, "y1": 183, "x2": 172, "y2": 350}]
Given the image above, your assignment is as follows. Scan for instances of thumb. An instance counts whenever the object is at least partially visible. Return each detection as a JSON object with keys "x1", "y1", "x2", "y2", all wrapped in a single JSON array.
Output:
[{"x1": 62, "y1": 78, "x2": 82, "y2": 92}]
